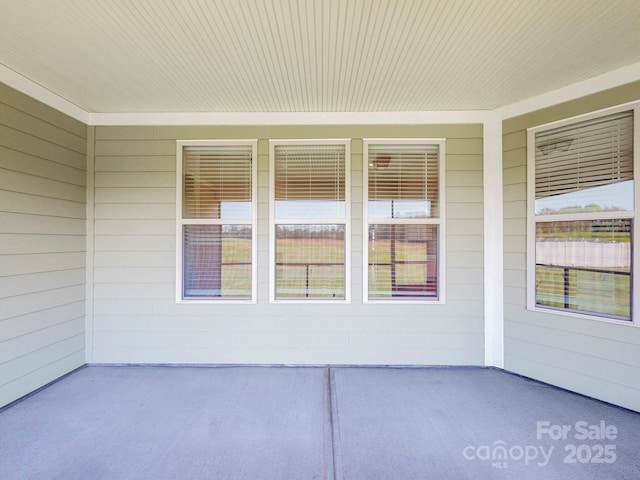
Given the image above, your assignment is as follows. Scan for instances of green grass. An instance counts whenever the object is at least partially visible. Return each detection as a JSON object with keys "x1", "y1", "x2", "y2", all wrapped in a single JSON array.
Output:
[
  {"x1": 216, "y1": 237, "x2": 436, "y2": 299},
  {"x1": 276, "y1": 238, "x2": 344, "y2": 262},
  {"x1": 222, "y1": 237, "x2": 252, "y2": 263},
  {"x1": 536, "y1": 265, "x2": 630, "y2": 318},
  {"x1": 276, "y1": 265, "x2": 345, "y2": 298},
  {"x1": 220, "y1": 238, "x2": 252, "y2": 297},
  {"x1": 368, "y1": 239, "x2": 427, "y2": 263},
  {"x1": 368, "y1": 240, "x2": 434, "y2": 297},
  {"x1": 275, "y1": 238, "x2": 345, "y2": 298}
]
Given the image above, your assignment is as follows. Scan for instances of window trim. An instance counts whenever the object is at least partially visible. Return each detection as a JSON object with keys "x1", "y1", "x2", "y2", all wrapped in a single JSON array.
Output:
[
  {"x1": 362, "y1": 138, "x2": 446, "y2": 304},
  {"x1": 526, "y1": 102, "x2": 640, "y2": 325},
  {"x1": 268, "y1": 138, "x2": 351, "y2": 304},
  {"x1": 175, "y1": 139, "x2": 258, "y2": 304}
]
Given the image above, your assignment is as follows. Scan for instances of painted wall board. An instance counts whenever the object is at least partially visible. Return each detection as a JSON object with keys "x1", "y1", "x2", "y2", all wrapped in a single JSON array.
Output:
[
  {"x1": 90, "y1": 124, "x2": 485, "y2": 365},
  {"x1": 502, "y1": 80, "x2": 640, "y2": 412},
  {"x1": 0, "y1": 84, "x2": 87, "y2": 408}
]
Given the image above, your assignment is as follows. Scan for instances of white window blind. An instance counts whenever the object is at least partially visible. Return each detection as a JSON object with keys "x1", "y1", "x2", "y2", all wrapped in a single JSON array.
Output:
[
  {"x1": 178, "y1": 142, "x2": 255, "y2": 301},
  {"x1": 368, "y1": 144, "x2": 439, "y2": 219},
  {"x1": 535, "y1": 110, "x2": 633, "y2": 214},
  {"x1": 274, "y1": 144, "x2": 346, "y2": 219},
  {"x1": 183, "y1": 145, "x2": 253, "y2": 219}
]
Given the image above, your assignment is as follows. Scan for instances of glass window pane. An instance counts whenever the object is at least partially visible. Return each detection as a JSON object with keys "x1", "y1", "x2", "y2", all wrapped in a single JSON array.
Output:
[
  {"x1": 535, "y1": 219, "x2": 631, "y2": 319},
  {"x1": 535, "y1": 180, "x2": 634, "y2": 215},
  {"x1": 275, "y1": 224, "x2": 345, "y2": 299},
  {"x1": 183, "y1": 224, "x2": 252, "y2": 298},
  {"x1": 275, "y1": 200, "x2": 345, "y2": 219},
  {"x1": 183, "y1": 145, "x2": 253, "y2": 220},
  {"x1": 368, "y1": 224, "x2": 438, "y2": 299},
  {"x1": 368, "y1": 200, "x2": 432, "y2": 219}
]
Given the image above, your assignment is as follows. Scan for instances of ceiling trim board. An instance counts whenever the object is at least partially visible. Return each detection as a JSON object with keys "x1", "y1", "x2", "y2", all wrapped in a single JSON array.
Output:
[
  {"x1": 87, "y1": 110, "x2": 490, "y2": 126},
  {"x1": 495, "y1": 61, "x2": 640, "y2": 121},
  {"x1": 0, "y1": 64, "x2": 89, "y2": 124}
]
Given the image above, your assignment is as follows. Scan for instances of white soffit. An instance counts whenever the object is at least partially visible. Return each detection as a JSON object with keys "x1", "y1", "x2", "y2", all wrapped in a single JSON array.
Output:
[{"x1": 1, "y1": 0, "x2": 640, "y2": 120}]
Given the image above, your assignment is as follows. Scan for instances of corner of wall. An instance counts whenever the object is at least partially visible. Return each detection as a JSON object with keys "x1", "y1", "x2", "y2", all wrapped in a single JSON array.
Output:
[
  {"x1": 483, "y1": 114, "x2": 504, "y2": 368},
  {"x1": 85, "y1": 126, "x2": 96, "y2": 363}
]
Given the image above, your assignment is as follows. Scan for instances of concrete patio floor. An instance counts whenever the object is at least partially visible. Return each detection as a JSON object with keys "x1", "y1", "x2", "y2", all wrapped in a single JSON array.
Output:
[{"x1": 0, "y1": 366, "x2": 638, "y2": 480}]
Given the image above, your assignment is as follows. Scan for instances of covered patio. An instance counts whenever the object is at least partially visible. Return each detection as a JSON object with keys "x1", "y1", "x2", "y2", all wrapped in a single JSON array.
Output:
[
  {"x1": 2, "y1": 2, "x2": 640, "y2": 478},
  {"x1": 1, "y1": 365, "x2": 639, "y2": 480}
]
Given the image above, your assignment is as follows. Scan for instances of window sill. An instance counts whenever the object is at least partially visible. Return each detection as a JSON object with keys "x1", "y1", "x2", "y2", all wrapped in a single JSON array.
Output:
[
  {"x1": 364, "y1": 298, "x2": 445, "y2": 305},
  {"x1": 269, "y1": 298, "x2": 351, "y2": 305},
  {"x1": 527, "y1": 304, "x2": 636, "y2": 327},
  {"x1": 176, "y1": 299, "x2": 257, "y2": 305}
]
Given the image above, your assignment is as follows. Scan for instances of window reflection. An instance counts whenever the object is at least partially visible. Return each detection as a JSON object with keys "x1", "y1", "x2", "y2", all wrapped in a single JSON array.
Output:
[
  {"x1": 275, "y1": 200, "x2": 345, "y2": 219},
  {"x1": 368, "y1": 200, "x2": 431, "y2": 219},
  {"x1": 535, "y1": 219, "x2": 631, "y2": 319},
  {"x1": 536, "y1": 180, "x2": 634, "y2": 215}
]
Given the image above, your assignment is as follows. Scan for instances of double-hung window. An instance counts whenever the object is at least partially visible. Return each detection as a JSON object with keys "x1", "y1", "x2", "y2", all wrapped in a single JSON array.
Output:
[
  {"x1": 270, "y1": 140, "x2": 350, "y2": 302},
  {"x1": 528, "y1": 105, "x2": 638, "y2": 321},
  {"x1": 363, "y1": 139, "x2": 445, "y2": 302},
  {"x1": 176, "y1": 140, "x2": 257, "y2": 302}
]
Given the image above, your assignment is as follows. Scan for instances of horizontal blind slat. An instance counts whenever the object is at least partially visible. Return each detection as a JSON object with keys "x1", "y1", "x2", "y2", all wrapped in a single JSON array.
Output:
[
  {"x1": 535, "y1": 110, "x2": 633, "y2": 201},
  {"x1": 274, "y1": 144, "x2": 345, "y2": 201},
  {"x1": 182, "y1": 144, "x2": 253, "y2": 219},
  {"x1": 367, "y1": 143, "x2": 439, "y2": 218}
]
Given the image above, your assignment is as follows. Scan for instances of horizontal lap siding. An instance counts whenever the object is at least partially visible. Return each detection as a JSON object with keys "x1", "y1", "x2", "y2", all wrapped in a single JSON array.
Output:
[
  {"x1": 0, "y1": 83, "x2": 86, "y2": 408},
  {"x1": 502, "y1": 80, "x2": 640, "y2": 412},
  {"x1": 92, "y1": 124, "x2": 484, "y2": 365}
]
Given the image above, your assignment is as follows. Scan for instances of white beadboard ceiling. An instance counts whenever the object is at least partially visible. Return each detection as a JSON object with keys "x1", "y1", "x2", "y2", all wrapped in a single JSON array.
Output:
[{"x1": 1, "y1": 0, "x2": 639, "y2": 114}]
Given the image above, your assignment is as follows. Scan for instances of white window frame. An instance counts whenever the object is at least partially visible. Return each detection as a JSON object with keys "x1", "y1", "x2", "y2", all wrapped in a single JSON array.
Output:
[
  {"x1": 269, "y1": 139, "x2": 351, "y2": 304},
  {"x1": 526, "y1": 102, "x2": 640, "y2": 325},
  {"x1": 363, "y1": 138, "x2": 446, "y2": 304},
  {"x1": 176, "y1": 139, "x2": 258, "y2": 304}
]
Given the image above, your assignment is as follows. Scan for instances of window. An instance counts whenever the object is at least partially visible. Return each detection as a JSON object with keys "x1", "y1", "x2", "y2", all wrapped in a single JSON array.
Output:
[
  {"x1": 176, "y1": 140, "x2": 257, "y2": 302},
  {"x1": 363, "y1": 139, "x2": 445, "y2": 302},
  {"x1": 528, "y1": 106, "x2": 638, "y2": 321},
  {"x1": 269, "y1": 140, "x2": 350, "y2": 302}
]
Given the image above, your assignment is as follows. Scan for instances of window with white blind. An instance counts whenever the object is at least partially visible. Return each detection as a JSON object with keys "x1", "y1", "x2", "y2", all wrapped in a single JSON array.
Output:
[
  {"x1": 176, "y1": 140, "x2": 257, "y2": 302},
  {"x1": 528, "y1": 105, "x2": 638, "y2": 321},
  {"x1": 269, "y1": 140, "x2": 350, "y2": 302},
  {"x1": 364, "y1": 139, "x2": 445, "y2": 302}
]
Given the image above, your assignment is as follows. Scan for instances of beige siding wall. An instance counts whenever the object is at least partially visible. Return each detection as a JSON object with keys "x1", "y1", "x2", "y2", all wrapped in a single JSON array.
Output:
[
  {"x1": 90, "y1": 124, "x2": 484, "y2": 365},
  {"x1": 0, "y1": 83, "x2": 86, "y2": 408},
  {"x1": 503, "y1": 81, "x2": 640, "y2": 412}
]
